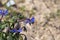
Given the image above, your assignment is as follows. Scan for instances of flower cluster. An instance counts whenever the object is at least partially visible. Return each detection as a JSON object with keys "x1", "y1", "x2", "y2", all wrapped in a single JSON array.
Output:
[{"x1": 0, "y1": 9, "x2": 8, "y2": 16}]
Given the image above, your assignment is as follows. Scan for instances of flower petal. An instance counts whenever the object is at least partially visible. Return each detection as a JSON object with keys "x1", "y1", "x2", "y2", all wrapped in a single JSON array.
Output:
[
  {"x1": 10, "y1": 0, "x2": 15, "y2": 5},
  {"x1": 3, "y1": 9, "x2": 8, "y2": 15},
  {"x1": 0, "y1": 9, "x2": 3, "y2": 15},
  {"x1": 6, "y1": 2, "x2": 11, "y2": 7},
  {"x1": 25, "y1": 18, "x2": 31, "y2": 24},
  {"x1": 10, "y1": 29, "x2": 17, "y2": 33},
  {"x1": 31, "y1": 17, "x2": 35, "y2": 23},
  {"x1": 17, "y1": 28, "x2": 22, "y2": 32}
]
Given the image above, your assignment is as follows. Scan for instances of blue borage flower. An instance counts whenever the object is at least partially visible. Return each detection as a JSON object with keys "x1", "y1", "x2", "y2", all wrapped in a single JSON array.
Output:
[
  {"x1": 10, "y1": 28, "x2": 22, "y2": 33},
  {"x1": 25, "y1": 19, "x2": 31, "y2": 23},
  {"x1": 25, "y1": 17, "x2": 35, "y2": 24},
  {"x1": 0, "y1": 9, "x2": 3, "y2": 14},
  {"x1": 17, "y1": 28, "x2": 22, "y2": 32},
  {"x1": 10, "y1": 29, "x2": 17, "y2": 33},
  {"x1": 3, "y1": 9, "x2": 8, "y2": 15},
  {"x1": 0, "y1": 9, "x2": 8, "y2": 15},
  {"x1": 31, "y1": 17, "x2": 35, "y2": 23}
]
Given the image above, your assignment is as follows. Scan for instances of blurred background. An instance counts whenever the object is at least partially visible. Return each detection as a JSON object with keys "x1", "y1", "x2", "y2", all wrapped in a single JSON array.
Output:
[{"x1": 0, "y1": 0, "x2": 60, "y2": 40}]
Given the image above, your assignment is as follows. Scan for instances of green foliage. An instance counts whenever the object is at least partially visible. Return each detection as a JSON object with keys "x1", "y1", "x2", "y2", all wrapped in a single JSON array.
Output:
[
  {"x1": 20, "y1": 6, "x2": 25, "y2": 11},
  {"x1": 56, "y1": 10, "x2": 60, "y2": 17},
  {"x1": 0, "y1": 32, "x2": 23, "y2": 40},
  {"x1": 29, "y1": 9, "x2": 35, "y2": 17},
  {"x1": 0, "y1": 2, "x2": 27, "y2": 40},
  {"x1": 19, "y1": 6, "x2": 25, "y2": 13},
  {"x1": 0, "y1": 9, "x2": 26, "y2": 40}
]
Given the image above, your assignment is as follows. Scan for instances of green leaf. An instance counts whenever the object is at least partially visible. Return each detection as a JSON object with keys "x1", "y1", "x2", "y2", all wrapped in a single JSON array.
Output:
[
  {"x1": 19, "y1": 15, "x2": 25, "y2": 19},
  {"x1": 19, "y1": 36, "x2": 23, "y2": 40},
  {"x1": 20, "y1": 6, "x2": 25, "y2": 12},
  {"x1": 0, "y1": 33, "x2": 4, "y2": 40},
  {"x1": 7, "y1": 36, "x2": 13, "y2": 40},
  {"x1": 7, "y1": 33, "x2": 14, "y2": 40},
  {"x1": 8, "y1": 19, "x2": 14, "y2": 23},
  {"x1": 1, "y1": 24, "x2": 7, "y2": 29}
]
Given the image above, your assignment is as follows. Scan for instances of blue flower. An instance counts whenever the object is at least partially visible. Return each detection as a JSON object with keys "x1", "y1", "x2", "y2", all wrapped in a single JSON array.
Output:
[
  {"x1": 25, "y1": 17, "x2": 35, "y2": 24},
  {"x1": 10, "y1": 29, "x2": 17, "y2": 33},
  {"x1": 10, "y1": 28, "x2": 22, "y2": 33},
  {"x1": 10, "y1": 30, "x2": 16, "y2": 33},
  {"x1": 30, "y1": 17, "x2": 35, "y2": 24},
  {"x1": 17, "y1": 28, "x2": 22, "y2": 32},
  {"x1": 25, "y1": 18, "x2": 30, "y2": 24},
  {"x1": 3, "y1": 9, "x2": 8, "y2": 15},
  {"x1": 0, "y1": 9, "x2": 3, "y2": 15},
  {"x1": 0, "y1": 9, "x2": 8, "y2": 15}
]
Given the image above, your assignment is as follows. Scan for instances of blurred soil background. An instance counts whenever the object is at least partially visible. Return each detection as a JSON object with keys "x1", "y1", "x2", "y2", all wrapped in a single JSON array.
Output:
[{"x1": 0, "y1": 0, "x2": 60, "y2": 40}]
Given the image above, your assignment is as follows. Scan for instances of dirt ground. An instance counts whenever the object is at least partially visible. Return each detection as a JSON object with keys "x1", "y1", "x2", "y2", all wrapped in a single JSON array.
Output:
[{"x1": 0, "y1": 0, "x2": 60, "y2": 40}]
